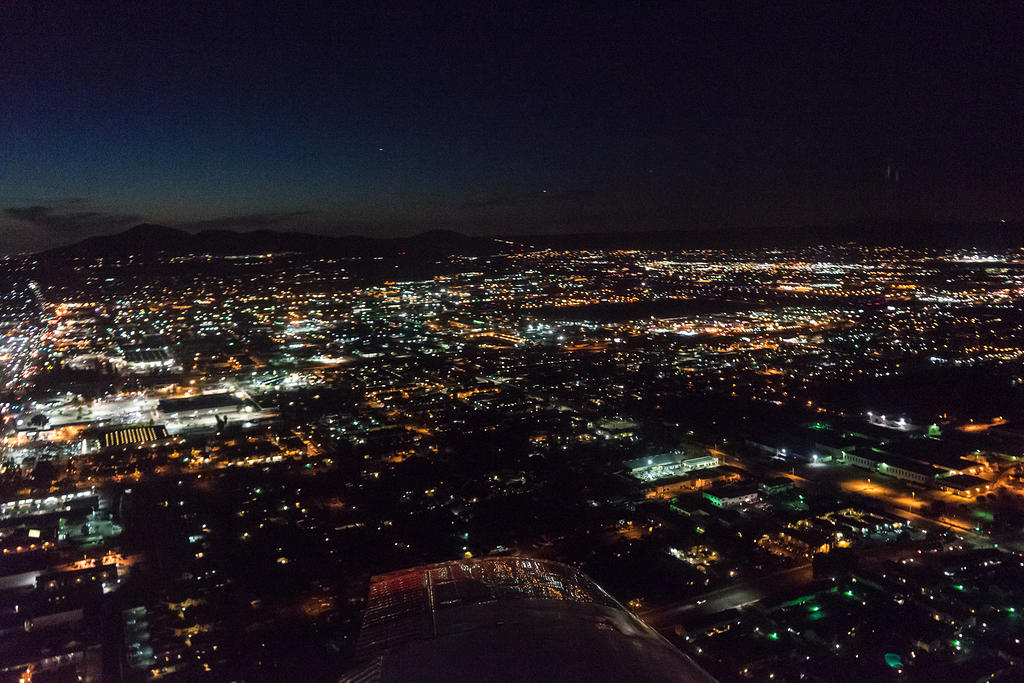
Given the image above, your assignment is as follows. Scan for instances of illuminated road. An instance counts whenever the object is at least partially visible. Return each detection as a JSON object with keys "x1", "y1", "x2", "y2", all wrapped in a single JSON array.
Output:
[
  {"x1": 786, "y1": 467, "x2": 999, "y2": 546},
  {"x1": 642, "y1": 538, "x2": 928, "y2": 633},
  {"x1": 718, "y1": 451, "x2": 998, "y2": 545},
  {"x1": 642, "y1": 563, "x2": 813, "y2": 628}
]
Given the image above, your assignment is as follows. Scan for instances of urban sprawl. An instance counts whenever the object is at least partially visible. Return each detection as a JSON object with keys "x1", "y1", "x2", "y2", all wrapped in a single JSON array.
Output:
[{"x1": 3, "y1": 243, "x2": 1024, "y2": 681}]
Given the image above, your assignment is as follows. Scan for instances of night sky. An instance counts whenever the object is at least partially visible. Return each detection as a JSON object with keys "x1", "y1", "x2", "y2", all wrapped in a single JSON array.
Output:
[{"x1": 2, "y1": 2, "x2": 1023, "y2": 252}]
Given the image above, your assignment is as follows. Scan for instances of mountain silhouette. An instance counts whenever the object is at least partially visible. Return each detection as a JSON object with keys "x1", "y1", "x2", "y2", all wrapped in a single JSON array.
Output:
[{"x1": 40, "y1": 225, "x2": 501, "y2": 259}]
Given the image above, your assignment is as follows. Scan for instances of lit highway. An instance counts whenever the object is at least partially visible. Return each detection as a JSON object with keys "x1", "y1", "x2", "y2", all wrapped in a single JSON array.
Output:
[{"x1": 642, "y1": 563, "x2": 814, "y2": 629}]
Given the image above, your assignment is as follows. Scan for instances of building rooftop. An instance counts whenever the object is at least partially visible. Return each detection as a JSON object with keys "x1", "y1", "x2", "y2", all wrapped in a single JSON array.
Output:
[
  {"x1": 123, "y1": 347, "x2": 171, "y2": 364},
  {"x1": 347, "y1": 557, "x2": 715, "y2": 682},
  {"x1": 625, "y1": 450, "x2": 685, "y2": 472},
  {"x1": 877, "y1": 455, "x2": 944, "y2": 477},
  {"x1": 157, "y1": 393, "x2": 246, "y2": 414},
  {"x1": 938, "y1": 474, "x2": 991, "y2": 491}
]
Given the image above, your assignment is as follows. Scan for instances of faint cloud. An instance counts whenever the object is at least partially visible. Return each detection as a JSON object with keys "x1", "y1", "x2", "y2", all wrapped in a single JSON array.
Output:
[
  {"x1": 4, "y1": 203, "x2": 141, "y2": 233},
  {"x1": 177, "y1": 212, "x2": 312, "y2": 231}
]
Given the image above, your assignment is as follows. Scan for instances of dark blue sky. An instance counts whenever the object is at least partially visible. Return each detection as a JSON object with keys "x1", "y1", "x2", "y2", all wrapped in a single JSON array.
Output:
[{"x1": 2, "y1": 2, "x2": 1023, "y2": 252}]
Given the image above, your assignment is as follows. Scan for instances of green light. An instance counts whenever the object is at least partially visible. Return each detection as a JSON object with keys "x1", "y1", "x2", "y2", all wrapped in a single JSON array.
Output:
[
  {"x1": 954, "y1": 584, "x2": 964, "y2": 591},
  {"x1": 768, "y1": 632, "x2": 780, "y2": 641},
  {"x1": 884, "y1": 653, "x2": 903, "y2": 669}
]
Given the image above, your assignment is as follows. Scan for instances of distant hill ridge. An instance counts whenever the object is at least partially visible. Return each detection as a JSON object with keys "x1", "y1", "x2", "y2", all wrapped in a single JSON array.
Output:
[
  {"x1": 40, "y1": 224, "x2": 502, "y2": 259},
  {"x1": 517, "y1": 221, "x2": 1024, "y2": 251},
  {"x1": 35, "y1": 220, "x2": 1024, "y2": 260}
]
